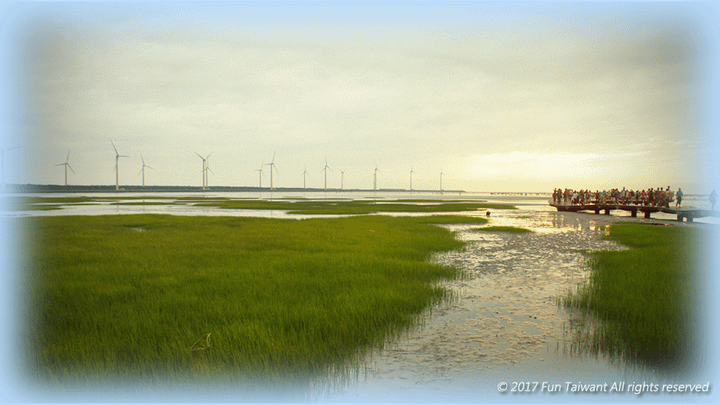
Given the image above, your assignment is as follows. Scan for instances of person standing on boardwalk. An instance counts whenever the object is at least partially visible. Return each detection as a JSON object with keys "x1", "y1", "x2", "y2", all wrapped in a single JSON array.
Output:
[
  {"x1": 711, "y1": 190, "x2": 717, "y2": 210},
  {"x1": 676, "y1": 188, "x2": 683, "y2": 207}
]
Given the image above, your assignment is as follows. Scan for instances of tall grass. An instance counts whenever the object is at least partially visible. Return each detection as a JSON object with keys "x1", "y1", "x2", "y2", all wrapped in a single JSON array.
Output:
[
  {"x1": 562, "y1": 223, "x2": 702, "y2": 364},
  {"x1": 23, "y1": 214, "x2": 487, "y2": 384}
]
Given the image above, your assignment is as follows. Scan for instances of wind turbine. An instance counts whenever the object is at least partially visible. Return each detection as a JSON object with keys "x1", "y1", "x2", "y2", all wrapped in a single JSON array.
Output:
[
  {"x1": 111, "y1": 140, "x2": 129, "y2": 191},
  {"x1": 373, "y1": 162, "x2": 380, "y2": 190},
  {"x1": 204, "y1": 154, "x2": 214, "y2": 188},
  {"x1": 255, "y1": 162, "x2": 265, "y2": 188},
  {"x1": 301, "y1": 165, "x2": 310, "y2": 189},
  {"x1": 340, "y1": 169, "x2": 346, "y2": 190},
  {"x1": 195, "y1": 152, "x2": 211, "y2": 189},
  {"x1": 410, "y1": 167, "x2": 414, "y2": 191},
  {"x1": 265, "y1": 152, "x2": 278, "y2": 189},
  {"x1": 138, "y1": 154, "x2": 153, "y2": 187},
  {"x1": 1, "y1": 145, "x2": 21, "y2": 190},
  {"x1": 321, "y1": 155, "x2": 333, "y2": 190},
  {"x1": 440, "y1": 169, "x2": 444, "y2": 192},
  {"x1": 56, "y1": 150, "x2": 75, "y2": 186}
]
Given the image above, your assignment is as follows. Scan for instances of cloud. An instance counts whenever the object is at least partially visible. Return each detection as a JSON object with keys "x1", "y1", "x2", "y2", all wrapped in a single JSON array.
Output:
[
  {"x1": 10, "y1": 2, "x2": 708, "y2": 192},
  {"x1": 465, "y1": 151, "x2": 646, "y2": 180}
]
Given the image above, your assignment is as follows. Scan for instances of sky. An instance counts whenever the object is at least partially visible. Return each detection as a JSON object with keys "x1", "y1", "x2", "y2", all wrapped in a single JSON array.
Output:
[{"x1": 2, "y1": 1, "x2": 720, "y2": 193}]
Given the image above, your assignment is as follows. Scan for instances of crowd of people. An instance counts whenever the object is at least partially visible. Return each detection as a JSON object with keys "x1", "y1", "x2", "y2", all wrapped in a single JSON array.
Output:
[{"x1": 552, "y1": 186, "x2": 684, "y2": 208}]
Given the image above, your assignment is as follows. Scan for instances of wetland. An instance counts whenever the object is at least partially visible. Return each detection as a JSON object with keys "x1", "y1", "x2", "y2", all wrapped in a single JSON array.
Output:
[{"x1": 4, "y1": 192, "x2": 712, "y2": 402}]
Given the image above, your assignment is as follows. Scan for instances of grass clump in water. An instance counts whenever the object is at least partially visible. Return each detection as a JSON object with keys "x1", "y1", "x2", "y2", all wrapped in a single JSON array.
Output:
[
  {"x1": 23, "y1": 214, "x2": 480, "y2": 384},
  {"x1": 195, "y1": 199, "x2": 514, "y2": 215},
  {"x1": 561, "y1": 222, "x2": 702, "y2": 365}
]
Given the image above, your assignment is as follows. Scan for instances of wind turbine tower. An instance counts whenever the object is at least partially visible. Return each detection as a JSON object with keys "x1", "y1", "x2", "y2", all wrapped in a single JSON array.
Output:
[
  {"x1": 410, "y1": 167, "x2": 414, "y2": 191},
  {"x1": 440, "y1": 169, "x2": 444, "y2": 192},
  {"x1": 265, "y1": 152, "x2": 279, "y2": 189},
  {"x1": 302, "y1": 165, "x2": 310, "y2": 188},
  {"x1": 255, "y1": 162, "x2": 265, "y2": 188},
  {"x1": 204, "y1": 154, "x2": 214, "y2": 188},
  {"x1": 195, "y1": 152, "x2": 212, "y2": 189},
  {"x1": 56, "y1": 150, "x2": 75, "y2": 186},
  {"x1": 111, "y1": 140, "x2": 129, "y2": 191},
  {"x1": 340, "y1": 169, "x2": 345, "y2": 190},
  {"x1": 373, "y1": 163, "x2": 380, "y2": 190},
  {"x1": 321, "y1": 156, "x2": 333, "y2": 190},
  {"x1": 139, "y1": 154, "x2": 153, "y2": 187}
]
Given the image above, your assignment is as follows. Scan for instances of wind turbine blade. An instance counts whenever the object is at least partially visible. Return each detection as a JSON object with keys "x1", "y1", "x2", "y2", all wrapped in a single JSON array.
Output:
[
  {"x1": 68, "y1": 164, "x2": 75, "y2": 174},
  {"x1": 206, "y1": 152, "x2": 213, "y2": 159},
  {"x1": 66, "y1": 151, "x2": 71, "y2": 162},
  {"x1": 110, "y1": 139, "x2": 119, "y2": 155}
]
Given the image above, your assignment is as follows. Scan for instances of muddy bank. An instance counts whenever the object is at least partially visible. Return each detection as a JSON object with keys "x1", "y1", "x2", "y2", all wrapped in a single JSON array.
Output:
[{"x1": 316, "y1": 209, "x2": 682, "y2": 401}]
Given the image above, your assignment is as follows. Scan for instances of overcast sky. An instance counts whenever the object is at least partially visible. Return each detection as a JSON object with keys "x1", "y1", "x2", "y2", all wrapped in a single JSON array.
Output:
[{"x1": 2, "y1": 1, "x2": 719, "y2": 193}]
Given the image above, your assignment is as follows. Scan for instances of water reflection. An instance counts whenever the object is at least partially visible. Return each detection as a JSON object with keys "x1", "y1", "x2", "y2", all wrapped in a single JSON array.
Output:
[
  {"x1": 5, "y1": 192, "x2": 708, "y2": 401},
  {"x1": 315, "y1": 208, "x2": 661, "y2": 401}
]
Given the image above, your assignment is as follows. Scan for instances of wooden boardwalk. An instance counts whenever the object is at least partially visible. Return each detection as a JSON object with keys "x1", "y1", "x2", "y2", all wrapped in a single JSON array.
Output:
[{"x1": 549, "y1": 200, "x2": 717, "y2": 222}]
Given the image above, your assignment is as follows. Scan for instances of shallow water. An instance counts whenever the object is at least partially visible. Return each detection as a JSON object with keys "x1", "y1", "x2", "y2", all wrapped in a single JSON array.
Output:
[
  {"x1": 3, "y1": 191, "x2": 714, "y2": 402},
  {"x1": 312, "y1": 208, "x2": 701, "y2": 402}
]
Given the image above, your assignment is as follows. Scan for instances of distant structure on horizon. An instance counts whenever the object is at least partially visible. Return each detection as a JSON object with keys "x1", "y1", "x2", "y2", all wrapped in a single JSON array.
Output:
[
  {"x1": 56, "y1": 150, "x2": 75, "y2": 186},
  {"x1": 265, "y1": 152, "x2": 278, "y2": 189},
  {"x1": 373, "y1": 163, "x2": 380, "y2": 190},
  {"x1": 195, "y1": 152, "x2": 212, "y2": 190},
  {"x1": 111, "y1": 140, "x2": 129, "y2": 191},
  {"x1": 139, "y1": 154, "x2": 153, "y2": 187}
]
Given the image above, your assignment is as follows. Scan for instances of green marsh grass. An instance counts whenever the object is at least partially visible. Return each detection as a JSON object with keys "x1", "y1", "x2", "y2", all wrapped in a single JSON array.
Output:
[
  {"x1": 13, "y1": 196, "x2": 516, "y2": 215},
  {"x1": 561, "y1": 222, "x2": 702, "y2": 364},
  {"x1": 25, "y1": 214, "x2": 487, "y2": 383},
  {"x1": 194, "y1": 199, "x2": 515, "y2": 215}
]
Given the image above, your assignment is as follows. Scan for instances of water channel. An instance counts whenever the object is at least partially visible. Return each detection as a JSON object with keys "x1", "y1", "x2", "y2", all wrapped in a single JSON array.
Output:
[{"x1": 2, "y1": 192, "x2": 716, "y2": 402}]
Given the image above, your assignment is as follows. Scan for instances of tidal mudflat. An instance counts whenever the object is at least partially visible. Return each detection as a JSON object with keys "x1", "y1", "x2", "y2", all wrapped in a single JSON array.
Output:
[
  {"x1": 6, "y1": 193, "x2": 712, "y2": 402},
  {"x1": 315, "y1": 209, "x2": 705, "y2": 402}
]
